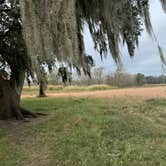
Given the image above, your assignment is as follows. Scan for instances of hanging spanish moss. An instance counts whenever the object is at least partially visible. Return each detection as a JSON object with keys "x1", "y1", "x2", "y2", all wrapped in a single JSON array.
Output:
[
  {"x1": 19, "y1": 0, "x2": 166, "y2": 72},
  {"x1": 160, "y1": 0, "x2": 166, "y2": 11},
  {"x1": 137, "y1": 0, "x2": 153, "y2": 35},
  {"x1": 20, "y1": 0, "x2": 80, "y2": 69},
  {"x1": 77, "y1": 0, "x2": 144, "y2": 64}
]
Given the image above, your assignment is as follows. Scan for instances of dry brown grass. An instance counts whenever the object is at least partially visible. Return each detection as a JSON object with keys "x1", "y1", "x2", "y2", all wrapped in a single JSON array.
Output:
[{"x1": 22, "y1": 86, "x2": 166, "y2": 99}]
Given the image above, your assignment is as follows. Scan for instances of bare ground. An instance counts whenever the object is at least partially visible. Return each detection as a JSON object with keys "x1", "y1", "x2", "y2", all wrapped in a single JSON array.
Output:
[{"x1": 22, "y1": 86, "x2": 166, "y2": 99}]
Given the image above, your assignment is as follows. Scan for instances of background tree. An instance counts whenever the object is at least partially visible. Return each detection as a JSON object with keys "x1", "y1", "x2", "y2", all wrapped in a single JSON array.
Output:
[
  {"x1": 37, "y1": 66, "x2": 48, "y2": 97},
  {"x1": 136, "y1": 73, "x2": 145, "y2": 86},
  {"x1": 58, "y1": 67, "x2": 68, "y2": 86},
  {"x1": 48, "y1": 70, "x2": 59, "y2": 85},
  {"x1": 93, "y1": 67, "x2": 105, "y2": 85}
]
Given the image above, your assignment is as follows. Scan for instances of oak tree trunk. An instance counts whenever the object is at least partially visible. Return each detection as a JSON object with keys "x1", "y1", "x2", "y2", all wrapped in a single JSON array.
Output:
[
  {"x1": 0, "y1": 70, "x2": 37, "y2": 120},
  {"x1": 0, "y1": 79, "x2": 22, "y2": 119}
]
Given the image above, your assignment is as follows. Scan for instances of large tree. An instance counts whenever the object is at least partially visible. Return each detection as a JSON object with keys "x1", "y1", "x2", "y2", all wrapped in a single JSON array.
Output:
[
  {"x1": 0, "y1": 0, "x2": 166, "y2": 120},
  {"x1": 0, "y1": 0, "x2": 34, "y2": 119}
]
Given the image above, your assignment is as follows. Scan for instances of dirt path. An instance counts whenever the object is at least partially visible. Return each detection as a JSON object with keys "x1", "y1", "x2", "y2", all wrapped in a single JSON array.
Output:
[{"x1": 22, "y1": 86, "x2": 166, "y2": 99}]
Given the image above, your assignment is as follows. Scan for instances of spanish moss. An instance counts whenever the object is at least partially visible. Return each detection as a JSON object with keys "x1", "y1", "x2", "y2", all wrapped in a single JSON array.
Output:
[{"x1": 19, "y1": 0, "x2": 166, "y2": 71}]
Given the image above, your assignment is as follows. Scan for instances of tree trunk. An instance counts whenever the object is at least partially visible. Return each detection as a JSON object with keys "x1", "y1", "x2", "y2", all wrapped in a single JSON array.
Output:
[
  {"x1": 0, "y1": 71, "x2": 37, "y2": 120},
  {"x1": 39, "y1": 81, "x2": 47, "y2": 97},
  {"x1": 0, "y1": 79, "x2": 21, "y2": 119}
]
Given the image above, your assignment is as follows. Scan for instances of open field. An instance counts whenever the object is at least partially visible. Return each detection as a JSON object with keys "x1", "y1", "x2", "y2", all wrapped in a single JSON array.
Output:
[
  {"x1": 0, "y1": 96, "x2": 166, "y2": 165},
  {"x1": 22, "y1": 85, "x2": 166, "y2": 99},
  {"x1": 22, "y1": 84, "x2": 117, "y2": 95}
]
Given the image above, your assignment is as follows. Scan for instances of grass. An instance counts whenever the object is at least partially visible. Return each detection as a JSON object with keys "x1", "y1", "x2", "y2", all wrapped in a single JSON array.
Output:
[
  {"x1": 0, "y1": 97, "x2": 166, "y2": 165},
  {"x1": 143, "y1": 84, "x2": 166, "y2": 87},
  {"x1": 23, "y1": 84, "x2": 166, "y2": 97},
  {"x1": 23, "y1": 84, "x2": 117, "y2": 95}
]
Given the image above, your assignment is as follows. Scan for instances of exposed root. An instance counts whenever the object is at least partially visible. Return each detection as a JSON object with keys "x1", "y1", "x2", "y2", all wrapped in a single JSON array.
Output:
[
  {"x1": 36, "y1": 113, "x2": 48, "y2": 116},
  {"x1": 21, "y1": 108, "x2": 47, "y2": 118},
  {"x1": 21, "y1": 108, "x2": 38, "y2": 118},
  {"x1": 21, "y1": 108, "x2": 48, "y2": 120},
  {"x1": 13, "y1": 107, "x2": 25, "y2": 120},
  {"x1": 0, "y1": 106, "x2": 47, "y2": 121}
]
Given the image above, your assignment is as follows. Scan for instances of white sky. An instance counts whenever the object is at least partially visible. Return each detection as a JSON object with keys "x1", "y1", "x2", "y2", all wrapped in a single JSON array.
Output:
[{"x1": 83, "y1": 0, "x2": 166, "y2": 76}]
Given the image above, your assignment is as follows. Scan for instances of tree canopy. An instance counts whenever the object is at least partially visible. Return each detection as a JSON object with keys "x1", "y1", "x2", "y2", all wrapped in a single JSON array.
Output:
[
  {"x1": 20, "y1": 0, "x2": 166, "y2": 73},
  {"x1": 1, "y1": 0, "x2": 166, "y2": 80}
]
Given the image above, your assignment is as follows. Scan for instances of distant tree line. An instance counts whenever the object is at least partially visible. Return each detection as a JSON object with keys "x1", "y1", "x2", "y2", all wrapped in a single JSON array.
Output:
[
  {"x1": 136, "y1": 73, "x2": 166, "y2": 85},
  {"x1": 69, "y1": 68, "x2": 166, "y2": 87},
  {"x1": 29, "y1": 67, "x2": 166, "y2": 88}
]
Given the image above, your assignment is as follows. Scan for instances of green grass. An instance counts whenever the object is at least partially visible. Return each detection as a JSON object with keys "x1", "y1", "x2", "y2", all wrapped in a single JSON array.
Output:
[{"x1": 0, "y1": 97, "x2": 166, "y2": 165}]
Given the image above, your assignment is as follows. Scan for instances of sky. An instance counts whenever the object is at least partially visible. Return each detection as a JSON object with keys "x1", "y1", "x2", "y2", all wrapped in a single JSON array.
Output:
[{"x1": 83, "y1": 0, "x2": 166, "y2": 76}]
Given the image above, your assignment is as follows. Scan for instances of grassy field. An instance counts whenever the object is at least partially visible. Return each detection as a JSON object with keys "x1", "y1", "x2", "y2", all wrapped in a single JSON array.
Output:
[
  {"x1": 0, "y1": 97, "x2": 166, "y2": 165},
  {"x1": 22, "y1": 84, "x2": 166, "y2": 97},
  {"x1": 23, "y1": 84, "x2": 117, "y2": 94}
]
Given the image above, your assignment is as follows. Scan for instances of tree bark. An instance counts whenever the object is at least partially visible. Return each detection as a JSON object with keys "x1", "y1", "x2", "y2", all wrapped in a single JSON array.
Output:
[
  {"x1": 0, "y1": 70, "x2": 37, "y2": 120},
  {"x1": 38, "y1": 81, "x2": 47, "y2": 97}
]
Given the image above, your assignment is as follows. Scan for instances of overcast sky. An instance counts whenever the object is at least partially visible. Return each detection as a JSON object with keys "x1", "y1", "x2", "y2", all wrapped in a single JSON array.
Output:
[{"x1": 83, "y1": 0, "x2": 166, "y2": 76}]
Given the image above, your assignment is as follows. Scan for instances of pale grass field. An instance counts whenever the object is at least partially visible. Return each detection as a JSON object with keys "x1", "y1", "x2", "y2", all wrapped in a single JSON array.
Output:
[{"x1": 22, "y1": 85, "x2": 166, "y2": 99}]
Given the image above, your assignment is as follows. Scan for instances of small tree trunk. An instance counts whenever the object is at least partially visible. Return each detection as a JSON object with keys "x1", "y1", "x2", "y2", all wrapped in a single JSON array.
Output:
[{"x1": 39, "y1": 81, "x2": 47, "y2": 97}]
